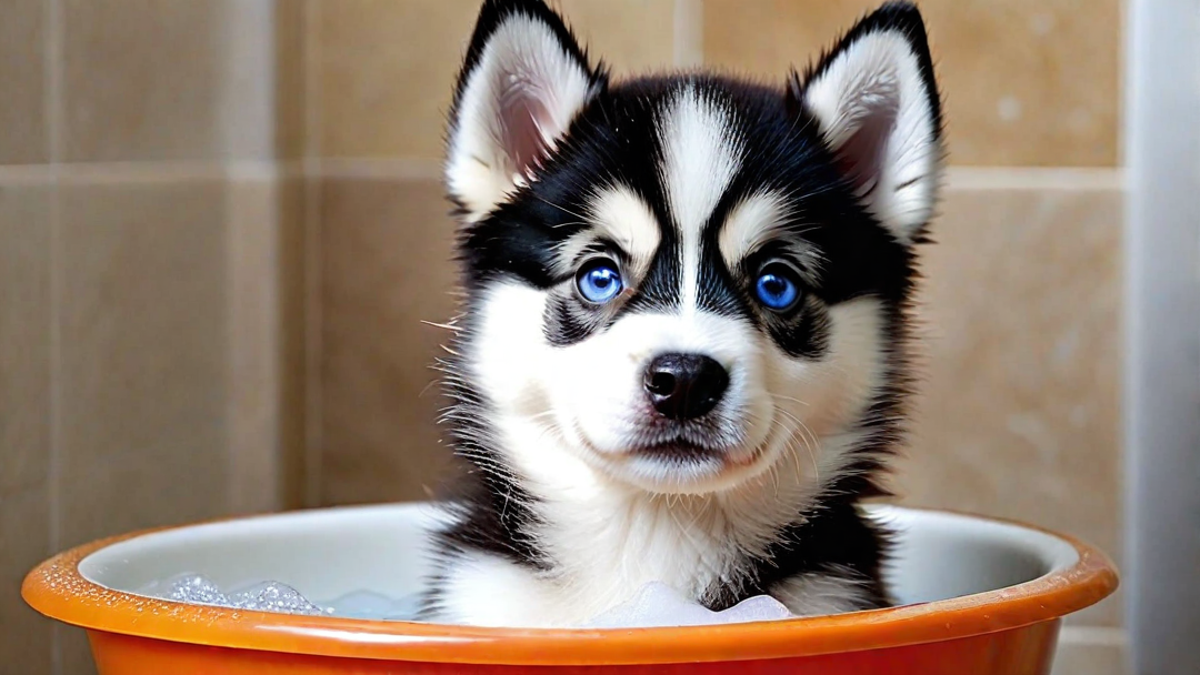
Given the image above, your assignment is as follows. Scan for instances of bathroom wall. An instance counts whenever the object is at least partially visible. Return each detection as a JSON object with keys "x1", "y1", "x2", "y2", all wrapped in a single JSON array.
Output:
[
  {"x1": 0, "y1": 1, "x2": 1124, "y2": 674},
  {"x1": 0, "y1": 1, "x2": 307, "y2": 673}
]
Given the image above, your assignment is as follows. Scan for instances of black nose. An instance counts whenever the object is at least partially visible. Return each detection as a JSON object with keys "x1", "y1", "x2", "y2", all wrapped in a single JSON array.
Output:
[{"x1": 643, "y1": 353, "x2": 730, "y2": 421}]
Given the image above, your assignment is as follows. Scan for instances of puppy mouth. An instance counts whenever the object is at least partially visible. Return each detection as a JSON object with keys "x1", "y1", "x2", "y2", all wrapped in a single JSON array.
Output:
[
  {"x1": 567, "y1": 413, "x2": 778, "y2": 491},
  {"x1": 630, "y1": 439, "x2": 764, "y2": 469},
  {"x1": 632, "y1": 440, "x2": 720, "y2": 463},
  {"x1": 624, "y1": 437, "x2": 753, "y2": 461}
]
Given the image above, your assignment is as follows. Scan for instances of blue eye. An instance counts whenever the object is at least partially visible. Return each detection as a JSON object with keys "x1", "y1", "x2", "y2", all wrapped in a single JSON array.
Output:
[
  {"x1": 754, "y1": 266, "x2": 800, "y2": 311},
  {"x1": 577, "y1": 260, "x2": 624, "y2": 304}
]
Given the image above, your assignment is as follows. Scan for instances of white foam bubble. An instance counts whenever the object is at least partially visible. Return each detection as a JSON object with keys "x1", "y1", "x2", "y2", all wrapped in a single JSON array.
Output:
[
  {"x1": 227, "y1": 580, "x2": 326, "y2": 615},
  {"x1": 148, "y1": 575, "x2": 423, "y2": 621},
  {"x1": 157, "y1": 575, "x2": 325, "y2": 616},
  {"x1": 162, "y1": 574, "x2": 227, "y2": 607}
]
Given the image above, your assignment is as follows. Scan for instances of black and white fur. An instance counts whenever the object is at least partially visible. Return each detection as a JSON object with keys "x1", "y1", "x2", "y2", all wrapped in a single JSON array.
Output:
[{"x1": 423, "y1": 0, "x2": 944, "y2": 627}]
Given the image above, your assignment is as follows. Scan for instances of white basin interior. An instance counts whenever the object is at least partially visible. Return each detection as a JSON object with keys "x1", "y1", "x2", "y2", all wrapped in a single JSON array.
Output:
[{"x1": 78, "y1": 503, "x2": 1080, "y2": 613}]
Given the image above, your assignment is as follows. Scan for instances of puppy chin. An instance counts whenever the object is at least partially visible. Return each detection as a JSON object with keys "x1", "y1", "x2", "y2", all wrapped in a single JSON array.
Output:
[{"x1": 578, "y1": 431, "x2": 783, "y2": 496}]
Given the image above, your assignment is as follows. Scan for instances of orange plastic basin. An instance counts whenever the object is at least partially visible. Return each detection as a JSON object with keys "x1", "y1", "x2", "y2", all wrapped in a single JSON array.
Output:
[{"x1": 23, "y1": 504, "x2": 1117, "y2": 675}]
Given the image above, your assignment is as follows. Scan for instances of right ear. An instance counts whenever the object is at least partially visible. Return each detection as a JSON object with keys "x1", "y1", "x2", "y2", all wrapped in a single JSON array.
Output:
[
  {"x1": 791, "y1": 2, "x2": 943, "y2": 244},
  {"x1": 446, "y1": 0, "x2": 606, "y2": 221}
]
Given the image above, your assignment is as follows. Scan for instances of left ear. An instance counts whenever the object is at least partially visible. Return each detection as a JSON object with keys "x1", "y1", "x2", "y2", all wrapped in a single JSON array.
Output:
[
  {"x1": 793, "y1": 2, "x2": 944, "y2": 244},
  {"x1": 445, "y1": 0, "x2": 606, "y2": 221}
]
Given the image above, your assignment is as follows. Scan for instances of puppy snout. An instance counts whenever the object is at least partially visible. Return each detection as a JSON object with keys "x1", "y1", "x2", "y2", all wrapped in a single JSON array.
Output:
[{"x1": 643, "y1": 353, "x2": 729, "y2": 421}]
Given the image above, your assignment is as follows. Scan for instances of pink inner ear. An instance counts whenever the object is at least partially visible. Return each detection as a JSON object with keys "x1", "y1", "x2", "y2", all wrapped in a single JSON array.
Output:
[
  {"x1": 497, "y1": 78, "x2": 556, "y2": 179},
  {"x1": 835, "y1": 99, "x2": 899, "y2": 198}
]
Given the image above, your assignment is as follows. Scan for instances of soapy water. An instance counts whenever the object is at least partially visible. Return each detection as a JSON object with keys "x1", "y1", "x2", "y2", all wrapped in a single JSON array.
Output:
[
  {"x1": 146, "y1": 575, "x2": 793, "y2": 627},
  {"x1": 146, "y1": 575, "x2": 422, "y2": 621}
]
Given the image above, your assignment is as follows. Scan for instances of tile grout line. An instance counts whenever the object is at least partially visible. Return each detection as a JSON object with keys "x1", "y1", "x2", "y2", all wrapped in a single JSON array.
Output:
[
  {"x1": 222, "y1": 0, "x2": 276, "y2": 516},
  {"x1": 302, "y1": 0, "x2": 324, "y2": 509},
  {"x1": 218, "y1": 0, "x2": 276, "y2": 168},
  {"x1": 312, "y1": 157, "x2": 442, "y2": 180},
  {"x1": 46, "y1": 0, "x2": 63, "y2": 166},
  {"x1": 1113, "y1": 0, "x2": 1129, "y2": 169},
  {"x1": 45, "y1": 0, "x2": 64, "y2": 671},
  {"x1": 0, "y1": 159, "x2": 295, "y2": 182},
  {"x1": 0, "y1": 161, "x2": 1128, "y2": 191},
  {"x1": 673, "y1": 0, "x2": 704, "y2": 69},
  {"x1": 224, "y1": 161, "x2": 238, "y2": 515},
  {"x1": 945, "y1": 166, "x2": 1126, "y2": 191}
]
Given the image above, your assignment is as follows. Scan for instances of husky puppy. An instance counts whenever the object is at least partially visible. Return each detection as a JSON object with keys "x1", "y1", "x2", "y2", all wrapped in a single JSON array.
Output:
[{"x1": 423, "y1": 0, "x2": 943, "y2": 627}]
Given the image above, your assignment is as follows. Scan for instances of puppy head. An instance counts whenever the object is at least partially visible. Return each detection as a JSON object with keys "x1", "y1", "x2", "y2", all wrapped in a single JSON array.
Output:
[{"x1": 445, "y1": 0, "x2": 943, "y2": 496}]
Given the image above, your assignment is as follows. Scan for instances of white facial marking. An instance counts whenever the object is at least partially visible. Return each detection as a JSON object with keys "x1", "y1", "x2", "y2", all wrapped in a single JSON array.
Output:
[
  {"x1": 718, "y1": 190, "x2": 791, "y2": 268},
  {"x1": 766, "y1": 298, "x2": 887, "y2": 441},
  {"x1": 658, "y1": 86, "x2": 742, "y2": 313},
  {"x1": 553, "y1": 186, "x2": 662, "y2": 278},
  {"x1": 470, "y1": 281, "x2": 550, "y2": 417},
  {"x1": 547, "y1": 311, "x2": 774, "y2": 488}
]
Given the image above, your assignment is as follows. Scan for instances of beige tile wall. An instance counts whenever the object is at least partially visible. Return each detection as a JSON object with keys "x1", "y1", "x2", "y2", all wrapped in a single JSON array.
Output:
[
  {"x1": 56, "y1": 179, "x2": 231, "y2": 543},
  {"x1": 0, "y1": 184, "x2": 53, "y2": 675},
  {"x1": 315, "y1": 0, "x2": 677, "y2": 160},
  {"x1": 61, "y1": 0, "x2": 226, "y2": 161},
  {"x1": 0, "y1": 0, "x2": 48, "y2": 164},
  {"x1": 319, "y1": 177, "x2": 458, "y2": 505},
  {"x1": 0, "y1": 2, "x2": 1125, "y2": 674},
  {"x1": 227, "y1": 177, "x2": 309, "y2": 512},
  {"x1": 0, "y1": 1, "x2": 307, "y2": 673},
  {"x1": 703, "y1": 0, "x2": 1121, "y2": 167},
  {"x1": 900, "y1": 176, "x2": 1124, "y2": 630}
]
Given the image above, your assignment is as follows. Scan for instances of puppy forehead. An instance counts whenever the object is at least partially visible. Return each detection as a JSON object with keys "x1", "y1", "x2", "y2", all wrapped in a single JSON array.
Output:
[
  {"x1": 536, "y1": 79, "x2": 829, "y2": 295},
  {"x1": 717, "y1": 190, "x2": 822, "y2": 271},
  {"x1": 657, "y1": 85, "x2": 742, "y2": 241},
  {"x1": 549, "y1": 85, "x2": 745, "y2": 277}
]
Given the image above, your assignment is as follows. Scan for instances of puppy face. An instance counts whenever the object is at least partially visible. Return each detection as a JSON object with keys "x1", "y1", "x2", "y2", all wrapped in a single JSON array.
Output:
[{"x1": 445, "y1": 0, "x2": 942, "y2": 496}]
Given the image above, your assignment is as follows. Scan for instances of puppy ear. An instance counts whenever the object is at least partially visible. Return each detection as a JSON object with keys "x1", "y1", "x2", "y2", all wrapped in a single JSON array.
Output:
[
  {"x1": 792, "y1": 2, "x2": 944, "y2": 243},
  {"x1": 446, "y1": 0, "x2": 605, "y2": 220}
]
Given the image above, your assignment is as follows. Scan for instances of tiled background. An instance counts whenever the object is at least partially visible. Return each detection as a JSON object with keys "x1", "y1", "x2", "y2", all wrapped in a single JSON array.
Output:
[{"x1": 0, "y1": 1, "x2": 1124, "y2": 673}]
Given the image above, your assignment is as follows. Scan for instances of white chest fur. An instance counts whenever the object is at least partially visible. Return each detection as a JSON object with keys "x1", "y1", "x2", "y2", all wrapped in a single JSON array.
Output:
[{"x1": 431, "y1": 440, "x2": 871, "y2": 628}]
